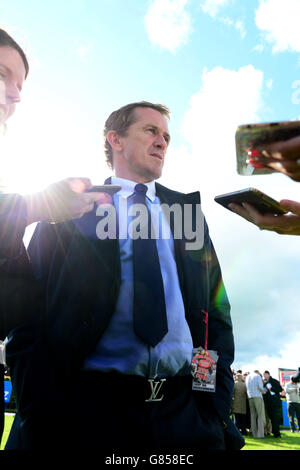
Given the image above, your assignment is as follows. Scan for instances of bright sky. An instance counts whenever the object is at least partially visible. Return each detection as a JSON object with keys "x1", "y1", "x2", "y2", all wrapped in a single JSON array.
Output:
[{"x1": 1, "y1": 0, "x2": 300, "y2": 378}]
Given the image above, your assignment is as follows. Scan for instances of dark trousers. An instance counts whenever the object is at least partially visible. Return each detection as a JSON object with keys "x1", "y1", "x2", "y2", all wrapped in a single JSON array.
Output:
[
  {"x1": 60, "y1": 371, "x2": 225, "y2": 452},
  {"x1": 234, "y1": 413, "x2": 247, "y2": 435},
  {"x1": 288, "y1": 402, "x2": 300, "y2": 431},
  {"x1": 0, "y1": 365, "x2": 4, "y2": 447},
  {"x1": 266, "y1": 404, "x2": 281, "y2": 437}
]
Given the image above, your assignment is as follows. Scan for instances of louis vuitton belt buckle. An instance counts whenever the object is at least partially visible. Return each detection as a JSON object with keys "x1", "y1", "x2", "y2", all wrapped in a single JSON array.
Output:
[{"x1": 145, "y1": 375, "x2": 166, "y2": 402}]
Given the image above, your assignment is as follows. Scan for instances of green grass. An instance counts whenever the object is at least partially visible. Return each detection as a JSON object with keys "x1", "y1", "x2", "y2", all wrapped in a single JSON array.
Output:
[
  {"x1": 1, "y1": 414, "x2": 300, "y2": 450},
  {"x1": 242, "y1": 430, "x2": 300, "y2": 450},
  {"x1": 1, "y1": 413, "x2": 15, "y2": 450}
]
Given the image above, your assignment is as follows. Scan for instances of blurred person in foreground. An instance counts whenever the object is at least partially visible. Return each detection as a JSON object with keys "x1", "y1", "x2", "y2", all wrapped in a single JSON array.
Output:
[
  {"x1": 229, "y1": 136, "x2": 300, "y2": 235},
  {"x1": 0, "y1": 28, "x2": 108, "y2": 447},
  {"x1": 0, "y1": 26, "x2": 29, "y2": 448},
  {"x1": 0, "y1": 28, "x2": 108, "y2": 332}
]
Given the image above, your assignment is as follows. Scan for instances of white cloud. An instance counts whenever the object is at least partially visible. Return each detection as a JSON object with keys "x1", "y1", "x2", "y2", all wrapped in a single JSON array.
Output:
[
  {"x1": 77, "y1": 44, "x2": 92, "y2": 62},
  {"x1": 234, "y1": 19, "x2": 246, "y2": 38},
  {"x1": 144, "y1": 0, "x2": 192, "y2": 53},
  {"x1": 219, "y1": 17, "x2": 246, "y2": 38},
  {"x1": 180, "y1": 65, "x2": 264, "y2": 198},
  {"x1": 266, "y1": 78, "x2": 273, "y2": 89},
  {"x1": 255, "y1": 0, "x2": 300, "y2": 53},
  {"x1": 234, "y1": 331, "x2": 300, "y2": 378},
  {"x1": 165, "y1": 64, "x2": 267, "y2": 239},
  {"x1": 253, "y1": 44, "x2": 265, "y2": 53},
  {"x1": 200, "y1": 0, "x2": 230, "y2": 17}
]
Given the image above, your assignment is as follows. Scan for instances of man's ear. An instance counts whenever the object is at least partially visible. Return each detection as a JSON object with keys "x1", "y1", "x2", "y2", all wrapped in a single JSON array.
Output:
[{"x1": 106, "y1": 130, "x2": 123, "y2": 152}]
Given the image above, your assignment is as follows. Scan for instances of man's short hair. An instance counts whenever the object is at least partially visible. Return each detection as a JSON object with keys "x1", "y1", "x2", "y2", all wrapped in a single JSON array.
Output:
[
  {"x1": 103, "y1": 101, "x2": 170, "y2": 169},
  {"x1": 0, "y1": 28, "x2": 29, "y2": 78}
]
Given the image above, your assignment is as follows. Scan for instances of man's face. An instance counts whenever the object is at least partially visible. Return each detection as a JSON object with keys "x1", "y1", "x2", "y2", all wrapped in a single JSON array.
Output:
[
  {"x1": 263, "y1": 372, "x2": 270, "y2": 381},
  {"x1": 0, "y1": 46, "x2": 25, "y2": 124},
  {"x1": 114, "y1": 107, "x2": 170, "y2": 183}
]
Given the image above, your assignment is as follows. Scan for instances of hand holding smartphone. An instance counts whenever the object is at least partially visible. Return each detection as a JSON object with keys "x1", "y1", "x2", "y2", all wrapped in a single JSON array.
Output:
[
  {"x1": 214, "y1": 188, "x2": 288, "y2": 215},
  {"x1": 235, "y1": 120, "x2": 300, "y2": 178},
  {"x1": 214, "y1": 189, "x2": 300, "y2": 235},
  {"x1": 227, "y1": 119, "x2": 300, "y2": 234}
]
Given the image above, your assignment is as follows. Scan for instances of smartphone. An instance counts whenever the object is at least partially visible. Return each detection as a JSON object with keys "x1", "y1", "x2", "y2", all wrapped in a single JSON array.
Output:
[
  {"x1": 85, "y1": 185, "x2": 121, "y2": 195},
  {"x1": 235, "y1": 120, "x2": 300, "y2": 176},
  {"x1": 214, "y1": 188, "x2": 288, "y2": 215}
]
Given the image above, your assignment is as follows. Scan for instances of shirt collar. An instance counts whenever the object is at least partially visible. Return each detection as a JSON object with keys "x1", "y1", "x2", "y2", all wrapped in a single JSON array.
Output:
[{"x1": 111, "y1": 176, "x2": 156, "y2": 202}]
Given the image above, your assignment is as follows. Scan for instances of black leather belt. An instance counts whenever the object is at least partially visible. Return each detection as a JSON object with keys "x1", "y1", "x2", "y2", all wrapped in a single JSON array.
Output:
[{"x1": 82, "y1": 370, "x2": 192, "y2": 403}]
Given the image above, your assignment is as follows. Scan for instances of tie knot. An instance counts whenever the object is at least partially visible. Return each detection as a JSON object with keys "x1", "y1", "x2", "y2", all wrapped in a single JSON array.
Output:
[{"x1": 134, "y1": 184, "x2": 148, "y2": 195}]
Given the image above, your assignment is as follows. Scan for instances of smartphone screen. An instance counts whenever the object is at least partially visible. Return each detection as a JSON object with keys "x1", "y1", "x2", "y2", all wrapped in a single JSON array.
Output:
[{"x1": 235, "y1": 120, "x2": 300, "y2": 176}]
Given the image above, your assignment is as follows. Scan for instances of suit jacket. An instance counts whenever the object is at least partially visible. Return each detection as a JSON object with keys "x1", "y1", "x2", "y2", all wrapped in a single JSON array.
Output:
[
  {"x1": 3, "y1": 182, "x2": 236, "y2": 449},
  {"x1": 263, "y1": 377, "x2": 283, "y2": 408}
]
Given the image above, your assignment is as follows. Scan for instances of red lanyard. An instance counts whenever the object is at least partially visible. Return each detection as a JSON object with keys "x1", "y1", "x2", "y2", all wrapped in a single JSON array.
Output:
[{"x1": 201, "y1": 309, "x2": 208, "y2": 351}]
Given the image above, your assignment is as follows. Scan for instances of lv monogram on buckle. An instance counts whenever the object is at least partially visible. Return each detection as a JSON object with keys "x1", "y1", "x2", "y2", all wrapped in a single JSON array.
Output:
[{"x1": 145, "y1": 375, "x2": 166, "y2": 402}]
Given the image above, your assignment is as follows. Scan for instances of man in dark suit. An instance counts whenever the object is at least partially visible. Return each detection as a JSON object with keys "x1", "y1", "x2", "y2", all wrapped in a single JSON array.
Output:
[{"x1": 2, "y1": 101, "x2": 243, "y2": 451}]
